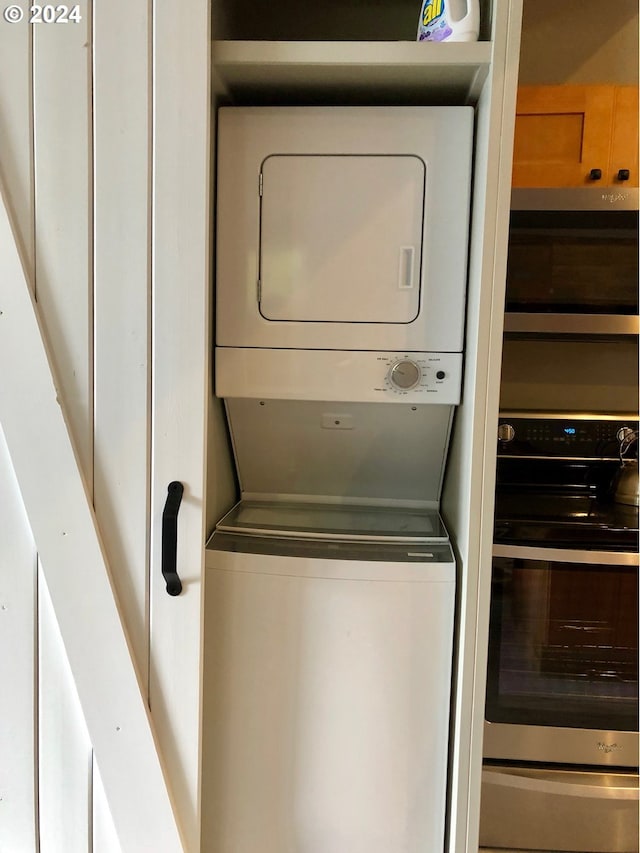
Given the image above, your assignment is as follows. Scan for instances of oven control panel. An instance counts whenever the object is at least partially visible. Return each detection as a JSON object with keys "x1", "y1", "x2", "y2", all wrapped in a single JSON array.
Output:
[{"x1": 497, "y1": 416, "x2": 639, "y2": 458}]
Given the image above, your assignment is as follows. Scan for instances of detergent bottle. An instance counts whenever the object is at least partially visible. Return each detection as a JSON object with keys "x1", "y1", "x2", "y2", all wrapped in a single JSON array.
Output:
[{"x1": 417, "y1": 0, "x2": 479, "y2": 42}]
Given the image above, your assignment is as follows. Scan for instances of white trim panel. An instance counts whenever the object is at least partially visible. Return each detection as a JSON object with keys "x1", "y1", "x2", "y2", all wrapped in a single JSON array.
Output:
[
  {"x1": 38, "y1": 562, "x2": 92, "y2": 853},
  {"x1": 33, "y1": 1, "x2": 94, "y2": 488},
  {"x1": 0, "y1": 14, "x2": 38, "y2": 850},
  {"x1": 0, "y1": 430, "x2": 38, "y2": 850},
  {"x1": 93, "y1": 0, "x2": 152, "y2": 693},
  {"x1": 151, "y1": 0, "x2": 211, "y2": 848}
]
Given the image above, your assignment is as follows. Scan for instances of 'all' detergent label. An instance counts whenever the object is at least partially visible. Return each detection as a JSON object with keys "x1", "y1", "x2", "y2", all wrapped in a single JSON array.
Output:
[{"x1": 418, "y1": 0, "x2": 453, "y2": 41}]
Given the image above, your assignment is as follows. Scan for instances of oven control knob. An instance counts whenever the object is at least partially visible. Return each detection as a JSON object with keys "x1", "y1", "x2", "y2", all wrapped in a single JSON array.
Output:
[
  {"x1": 617, "y1": 426, "x2": 635, "y2": 443},
  {"x1": 498, "y1": 423, "x2": 515, "y2": 443},
  {"x1": 388, "y1": 359, "x2": 421, "y2": 390}
]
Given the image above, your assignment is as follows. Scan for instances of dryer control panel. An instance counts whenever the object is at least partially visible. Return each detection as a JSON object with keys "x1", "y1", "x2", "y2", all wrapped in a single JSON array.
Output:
[
  {"x1": 216, "y1": 348, "x2": 462, "y2": 405},
  {"x1": 380, "y1": 354, "x2": 459, "y2": 400}
]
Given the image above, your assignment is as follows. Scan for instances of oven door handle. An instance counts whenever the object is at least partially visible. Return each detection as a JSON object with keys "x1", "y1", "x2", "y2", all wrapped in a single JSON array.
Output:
[
  {"x1": 482, "y1": 768, "x2": 640, "y2": 801},
  {"x1": 493, "y1": 543, "x2": 640, "y2": 566}
]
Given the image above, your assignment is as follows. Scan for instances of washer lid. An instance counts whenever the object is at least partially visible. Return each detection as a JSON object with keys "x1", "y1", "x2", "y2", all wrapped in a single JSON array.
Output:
[
  {"x1": 259, "y1": 154, "x2": 425, "y2": 323},
  {"x1": 215, "y1": 500, "x2": 448, "y2": 543}
]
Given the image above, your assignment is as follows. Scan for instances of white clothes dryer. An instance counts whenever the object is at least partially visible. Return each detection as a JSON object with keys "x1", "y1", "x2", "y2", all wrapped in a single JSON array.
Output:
[{"x1": 215, "y1": 106, "x2": 473, "y2": 355}]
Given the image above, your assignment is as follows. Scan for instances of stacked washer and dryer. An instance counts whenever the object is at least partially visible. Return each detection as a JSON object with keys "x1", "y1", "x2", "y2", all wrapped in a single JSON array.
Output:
[{"x1": 204, "y1": 107, "x2": 473, "y2": 852}]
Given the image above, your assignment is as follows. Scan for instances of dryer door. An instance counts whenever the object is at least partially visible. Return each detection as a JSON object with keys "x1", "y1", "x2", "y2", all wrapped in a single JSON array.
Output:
[{"x1": 259, "y1": 155, "x2": 424, "y2": 325}]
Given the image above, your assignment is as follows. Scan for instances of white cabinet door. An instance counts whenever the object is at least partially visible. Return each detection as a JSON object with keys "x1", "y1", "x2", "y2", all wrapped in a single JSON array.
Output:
[
  {"x1": 0, "y1": 0, "x2": 211, "y2": 849},
  {"x1": 0, "y1": 176, "x2": 183, "y2": 852}
]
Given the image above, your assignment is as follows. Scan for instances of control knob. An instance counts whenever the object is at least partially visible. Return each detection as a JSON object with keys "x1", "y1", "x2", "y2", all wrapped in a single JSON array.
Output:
[
  {"x1": 498, "y1": 423, "x2": 515, "y2": 443},
  {"x1": 388, "y1": 359, "x2": 421, "y2": 390}
]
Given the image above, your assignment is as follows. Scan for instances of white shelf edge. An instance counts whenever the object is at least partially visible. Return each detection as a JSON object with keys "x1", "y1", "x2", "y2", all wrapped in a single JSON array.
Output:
[
  {"x1": 212, "y1": 39, "x2": 493, "y2": 67},
  {"x1": 211, "y1": 40, "x2": 492, "y2": 105}
]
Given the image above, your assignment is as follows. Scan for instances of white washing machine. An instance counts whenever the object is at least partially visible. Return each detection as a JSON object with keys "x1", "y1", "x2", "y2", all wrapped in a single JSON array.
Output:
[
  {"x1": 203, "y1": 502, "x2": 456, "y2": 853},
  {"x1": 215, "y1": 106, "x2": 473, "y2": 356}
]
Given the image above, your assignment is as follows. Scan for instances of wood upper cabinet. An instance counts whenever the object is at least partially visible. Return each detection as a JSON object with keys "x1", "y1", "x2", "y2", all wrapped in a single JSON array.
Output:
[
  {"x1": 512, "y1": 84, "x2": 639, "y2": 188},
  {"x1": 610, "y1": 85, "x2": 639, "y2": 187}
]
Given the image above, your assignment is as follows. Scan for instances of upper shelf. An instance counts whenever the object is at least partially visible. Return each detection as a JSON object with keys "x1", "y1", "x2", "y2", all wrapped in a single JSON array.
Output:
[{"x1": 212, "y1": 40, "x2": 492, "y2": 106}]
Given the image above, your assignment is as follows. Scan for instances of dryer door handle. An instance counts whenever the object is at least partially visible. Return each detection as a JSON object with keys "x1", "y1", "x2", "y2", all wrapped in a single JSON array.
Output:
[{"x1": 398, "y1": 246, "x2": 415, "y2": 289}]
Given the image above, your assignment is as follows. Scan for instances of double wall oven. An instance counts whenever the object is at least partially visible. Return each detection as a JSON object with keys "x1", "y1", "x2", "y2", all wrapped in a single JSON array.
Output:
[{"x1": 480, "y1": 413, "x2": 639, "y2": 853}]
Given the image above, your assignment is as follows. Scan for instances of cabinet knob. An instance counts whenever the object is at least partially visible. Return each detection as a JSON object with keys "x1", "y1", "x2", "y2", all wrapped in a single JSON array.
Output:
[
  {"x1": 588, "y1": 168, "x2": 602, "y2": 181},
  {"x1": 617, "y1": 169, "x2": 630, "y2": 181}
]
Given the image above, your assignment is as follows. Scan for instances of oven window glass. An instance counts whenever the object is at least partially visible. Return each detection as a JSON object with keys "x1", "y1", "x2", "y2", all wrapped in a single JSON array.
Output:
[
  {"x1": 486, "y1": 557, "x2": 639, "y2": 732},
  {"x1": 506, "y1": 211, "x2": 639, "y2": 315}
]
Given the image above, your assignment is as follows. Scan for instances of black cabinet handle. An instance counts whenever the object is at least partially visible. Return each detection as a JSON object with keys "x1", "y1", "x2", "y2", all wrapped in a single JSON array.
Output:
[
  {"x1": 589, "y1": 168, "x2": 602, "y2": 181},
  {"x1": 162, "y1": 481, "x2": 184, "y2": 596},
  {"x1": 617, "y1": 169, "x2": 630, "y2": 181}
]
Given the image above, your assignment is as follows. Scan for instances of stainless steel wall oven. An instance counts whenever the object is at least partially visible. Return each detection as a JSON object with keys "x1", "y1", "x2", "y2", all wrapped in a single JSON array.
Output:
[
  {"x1": 506, "y1": 210, "x2": 638, "y2": 315},
  {"x1": 480, "y1": 413, "x2": 639, "y2": 853},
  {"x1": 503, "y1": 190, "x2": 639, "y2": 337}
]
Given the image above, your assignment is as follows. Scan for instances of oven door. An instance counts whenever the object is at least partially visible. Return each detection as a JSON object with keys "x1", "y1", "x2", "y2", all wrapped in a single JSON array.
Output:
[
  {"x1": 505, "y1": 210, "x2": 639, "y2": 317},
  {"x1": 484, "y1": 545, "x2": 639, "y2": 768}
]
